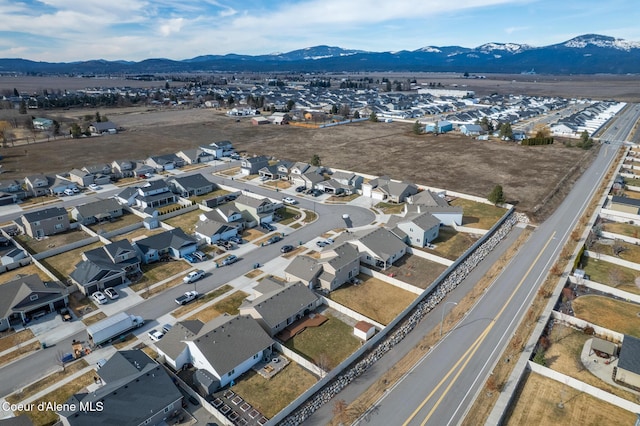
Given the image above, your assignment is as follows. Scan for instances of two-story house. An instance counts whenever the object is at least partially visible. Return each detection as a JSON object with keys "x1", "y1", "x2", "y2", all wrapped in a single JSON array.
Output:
[
  {"x1": 134, "y1": 180, "x2": 177, "y2": 210},
  {"x1": 240, "y1": 156, "x2": 269, "y2": 175},
  {"x1": 15, "y1": 206, "x2": 69, "y2": 238}
]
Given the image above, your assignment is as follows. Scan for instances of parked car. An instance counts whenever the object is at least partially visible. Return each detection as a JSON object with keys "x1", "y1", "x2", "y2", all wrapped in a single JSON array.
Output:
[
  {"x1": 261, "y1": 222, "x2": 276, "y2": 232},
  {"x1": 229, "y1": 236, "x2": 243, "y2": 244},
  {"x1": 63, "y1": 188, "x2": 75, "y2": 196},
  {"x1": 259, "y1": 175, "x2": 269, "y2": 181},
  {"x1": 221, "y1": 255, "x2": 238, "y2": 266},
  {"x1": 162, "y1": 324, "x2": 173, "y2": 334},
  {"x1": 183, "y1": 253, "x2": 198, "y2": 263},
  {"x1": 316, "y1": 240, "x2": 328, "y2": 248},
  {"x1": 148, "y1": 329, "x2": 164, "y2": 342},
  {"x1": 72, "y1": 187, "x2": 80, "y2": 193},
  {"x1": 295, "y1": 186, "x2": 306, "y2": 193},
  {"x1": 311, "y1": 189, "x2": 323, "y2": 197},
  {"x1": 192, "y1": 251, "x2": 207, "y2": 262},
  {"x1": 183, "y1": 269, "x2": 205, "y2": 284},
  {"x1": 91, "y1": 291, "x2": 108, "y2": 305},
  {"x1": 280, "y1": 244, "x2": 294, "y2": 253},
  {"x1": 283, "y1": 197, "x2": 298, "y2": 205},
  {"x1": 326, "y1": 238, "x2": 335, "y2": 244},
  {"x1": 104, "y1": 287, "x2": 119, "y2": 300},
  {"x1": 266, "y1": 235, "x2": 283, "y2": 245},
  {"x1": 88, "y1": 183, "x2": 101, "y2": 191}
]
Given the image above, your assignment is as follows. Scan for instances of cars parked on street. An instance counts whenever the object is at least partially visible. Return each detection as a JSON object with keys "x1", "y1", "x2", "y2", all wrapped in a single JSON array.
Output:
[
  {"x1": 88, "y1": 183, "x2": 101, "y2": 191},
  {"x1": 266, "y1": 235, "x2": 283, "y2": 245},
  {"x1": 221, "y1": 255, "x2": 238, "y2": 266},
  {"x1": 283, "y1": 197, "x2": 298, "y2": 205},
  {"x1": 295, "y1": 186, "x2": 306, "y2": 193},
  {"x1": 183, "y1": 269, "x2": 205, "y2": 284},
  {"x1": 280, "y1": 244, "x2": 294, "y2": 253}
]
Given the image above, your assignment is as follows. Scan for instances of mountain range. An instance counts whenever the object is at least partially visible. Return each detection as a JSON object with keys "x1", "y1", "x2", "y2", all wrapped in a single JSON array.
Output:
[{"x1": 1, "y1": 34, "x2": 639, "y2": 75}]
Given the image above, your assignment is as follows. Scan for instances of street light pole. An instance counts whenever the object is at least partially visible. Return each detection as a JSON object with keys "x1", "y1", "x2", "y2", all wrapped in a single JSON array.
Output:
[{"x1": 440, "y1": 301, "x2": 458, "y2": 337}]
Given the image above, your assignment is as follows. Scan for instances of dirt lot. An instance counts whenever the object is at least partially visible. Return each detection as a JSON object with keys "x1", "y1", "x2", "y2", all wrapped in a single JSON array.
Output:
[{"x1": 0, "y1": 105, "x2": 597, "y2": 219}]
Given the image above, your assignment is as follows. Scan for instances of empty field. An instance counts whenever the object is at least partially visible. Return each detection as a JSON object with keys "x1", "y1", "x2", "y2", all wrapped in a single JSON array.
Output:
[
  {"x1": 39, "y1": 241, "x2": 104, "y2": 279},
  {"x1": 16, "y1": 229, "x2": 90, "y2": 254},
  {"x1": 572, "y1": 295, "x2": 640, "y2": 338}
]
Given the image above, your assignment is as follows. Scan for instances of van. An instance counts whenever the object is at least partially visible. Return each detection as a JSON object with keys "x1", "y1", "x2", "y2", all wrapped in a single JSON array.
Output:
[{"x1": 64, "y1": 189, "x2": 74, "y2": 196}]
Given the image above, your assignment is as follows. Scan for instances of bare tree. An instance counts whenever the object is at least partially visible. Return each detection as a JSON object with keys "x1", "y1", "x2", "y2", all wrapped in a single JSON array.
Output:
[
  {"x1": 55, "y1": 350, "x2": 67, "y2": 372},
  {"x1": 608, "y1": 268, "x2": 625, "y2": 288},
  {"x1": 332, "y1": 399, "x2": 349, "y2": 425},
  {"x1": 315, "y1": 353, "x2": 331, "y2": 377},
  {"x1": 612, "y1": 239, "x2": 627, "y2": 257}
]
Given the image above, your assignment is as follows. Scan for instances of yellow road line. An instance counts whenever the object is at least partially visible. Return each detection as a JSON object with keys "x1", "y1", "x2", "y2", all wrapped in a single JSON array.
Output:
[{"x1": 402, "y1": 231, "x2": 557, "y2": 426}]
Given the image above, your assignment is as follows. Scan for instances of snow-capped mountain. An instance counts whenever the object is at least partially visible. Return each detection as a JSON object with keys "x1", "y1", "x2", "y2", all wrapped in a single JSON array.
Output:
[{"x1": 562, "y1": 34, "x2": 640, "y2": 51}]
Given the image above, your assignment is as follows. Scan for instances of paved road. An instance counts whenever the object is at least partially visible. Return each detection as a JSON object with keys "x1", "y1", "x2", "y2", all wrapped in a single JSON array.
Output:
[
  {"x1": 0, "y1": 164, "x2": 374, "y2": 397},
  {"x1": 361, "y1": 112, "x2": 632, "y2": 425}
]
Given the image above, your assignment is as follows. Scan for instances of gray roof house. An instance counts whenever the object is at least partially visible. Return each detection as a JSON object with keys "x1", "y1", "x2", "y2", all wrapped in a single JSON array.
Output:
[
  {"x1": 0, "y1": 274, "x2": 68, "y2": 331},
  {"x1": 234, "y1": 194, "x2": 278, "y2": 225},
  {"x1": 70, "y1": 198, "x2": 123, "y2": 225},
  {"x1": 133, "y1": 228, "x2": 197, "y2": 263},
  {"x1": 362, "y1": 176, "x2": 418, "y2": 203},
  {"x1": 615, "y1": 335, "x2": 640, "y2": 389},
  {"x1": 239, "y1": 281, "x2": 321, "y2": 336},
  {"x1": 134, "y1": 180, "x2": 177, "y2": 210},
  {"x1": 15, "y1": 206, "x2": 70, "y2": 238},
  {"x1": 176, "y1": 148, "x2": 214, "y2": 165},
  {"x1": 317, "y1": 243, "x2": 361, "y2": 291},
  {"x1": 199, "y1": 140, "x2": 234, "y2": 159},
  {"x1": 241, "y1": 156, "x2": 269, "y2": 175},
  {"x1": 387, "y1": 211, "x2": 441, "y2": 247},
  {"x1": 338, "y1": 227, "x2": 408, "y2": 269},
  {"x1": 111, "y1": 160, "x2": 136, "y2": 178},
  {"x1": 146, "y1": 153, "x2": 185, "y2": 172},
  {"x1": 88, "y1": 121, "x2": 118, "y2": 134},
  {"x1": 68, "y1": 169, "x2": 94, "y2": 187},
  {"x1": 166, "y1": 174, "x2": 215, "y2": 197},
  {"x1": 155, "y1": 315, "x2": 273, "y2": 390},
  {"x1": 24, "y1": 174, "x2": 51, "y2": 197},
  {"x1": 284, "y1": 256, "x2": 323, "y2": 288},
  {"x1": 57, "y1": 350, "x2": 182, "y2": 426},
  {"x1": 70, "y1": 240, "x2": 141, "y2": 295},
  {"x1": 194, "y1": 218, "x2": 239, "y2": 244}
]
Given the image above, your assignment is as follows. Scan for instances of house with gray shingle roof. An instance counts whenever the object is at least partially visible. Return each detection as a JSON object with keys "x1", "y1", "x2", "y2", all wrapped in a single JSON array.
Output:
[
  {"x1": 71, "y1": 198, "x2": 123, "y2": 225},
  {"x1": 241, "y1": 156, "x2": 269, "y2": 175},
  {"x1": 156, "y1": 315, "x2": 273, "y2": 390},
  {"x1": 387, "y1": 211, "x2": 441, "y2": 248},
  {"x1": 615, "y1": 335, "x2": 640, "y2": 389},
  {"x1": 176, "y1": 148, "x2": 214, "y2": 165},
  {"x1": 284, "y1": 255, "x2": 323, "y2": 288},
  {"x1": 58, "y1": 350, "x2": 182, "y2": 426},
  {"x1": 133, "y1": 229, "x2": 197, "y2": 263},
  {"x1": 337, "y1": 227, "x2": 407, "y2": 269},
  {"x1": 239, "y1": 281, "x2": 320, "y2": 336},
  {"x1": 0, "y1": 274, "x2": 68, "y2": 331},
  {"x1": 15, "y1": 206, "x2": 69, "y2": 238},
  {"x1": 166, "y1": 173, "x2": 215, "y2": 197},
  {"x1": 362, "y1": 176, "x2": 418, "y2": 203}
]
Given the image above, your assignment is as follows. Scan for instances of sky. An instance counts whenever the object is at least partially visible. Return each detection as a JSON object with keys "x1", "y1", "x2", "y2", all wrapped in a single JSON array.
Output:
[{"x1": 1, "y1": 0, "x2": 639, "y2": 62}]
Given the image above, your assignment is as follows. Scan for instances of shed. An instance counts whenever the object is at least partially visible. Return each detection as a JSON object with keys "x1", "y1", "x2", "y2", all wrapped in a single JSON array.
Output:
[
  {"x1": 251, "y1": 116, "x2": 270, "y2": 126},
  {"x1": 193, "y1": 368, "x2": 220, "y2": 395},
  {"x1": 354, "y1": 321, "x2": 376, "y2": 341},
  {"x1": 590, "y1": 338, "x2": 617, "y2": 357}
]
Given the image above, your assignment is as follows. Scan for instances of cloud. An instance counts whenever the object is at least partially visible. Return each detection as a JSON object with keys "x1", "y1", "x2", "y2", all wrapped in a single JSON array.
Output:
[{"x1": 159, "y1": 18, "x2": 185, "y2": 37}]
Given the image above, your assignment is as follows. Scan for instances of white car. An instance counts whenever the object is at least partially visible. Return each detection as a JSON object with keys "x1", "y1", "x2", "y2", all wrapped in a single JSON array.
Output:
[
  {"x1": 148, "y1": 329, "x2": 164, "y2": 342},
  {"x1": 104, "y1": 287, "x2": 119, "y2": 300},
  {"x1": 183, "y1": 269, "x2": 205, "y2": 284},
  {"x1": 88, "y1": 183, "x2": 101, "y2": 191},
  {"x1": 91, "y1": 291, "x2": 108, "y2": 305},
  {"x1": 283, "y1": 197, "x2": 298, "y2": 205}
]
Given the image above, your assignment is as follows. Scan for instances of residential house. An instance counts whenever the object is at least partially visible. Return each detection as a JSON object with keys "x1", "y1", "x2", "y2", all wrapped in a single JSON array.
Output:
[
  {"x1": 134, "y1": 180, "x2": 177, "y2": 210},
  {"x1": 24, "y1": 174, "x2": 50, "y2": 197},
  {"x1": 70, "y1": 240, "x2": 141, "y2": 295},
  {"x1": 276, "y1": 160, "x2": 295, "y2": 179},
  {"x1": 340, "y1": 227, "x2": 407, "y2": 269},
  {"x1": 0, "y1": 274, "x2": 68, "y2": 331},
  {"x1": 615, "y1": 335, "x2": 640, "y2": 389},
  {"x1": 81, "y1": 164, "x2": 112, "y2": 185},
  {"x1": 68, "y1": 169, "x2": 94, "y2": 187},
  {"x1": 234, "y1": 194, "x2": 278, "y2": 225},
  {"x1": 194, "y1": 215, "x2": 239, "y2": 244},
  {"x1": 15, "y1": 206, "x2": 69, "y2": 238},
  {"x1": 362, "y1": 176, "x2": 418, "y2": 203},
  {"x1": 111, "y1": 160, "x2": 135, "y2": 178},
  {"x1": 290, "y1": 168, "x2": 324, "y2": 190},
  {"x1": 241, "y1": 156, "x2": 269, "y2": 175},
  {"x1": 166, "y1": 174, "x2": 215, "y2": 198},
  {"x1": 387, "y1": 212, "x2": 441, "y2": 247},
  {"x1": 199, "y1": 140, "x2": 234, "y2": 159},
  {"x1": 88, "y1": 121, "x2": 118, "y2": 134},
  {"x1": 316, "y1": 243, "x2": 361, "y2": 291},
  {"x1": 133, "y1": 228, "x2": 197, "y2": 263},
  {"x1": 239, "y1": 281, "x2": 321, "y2": 336},
  {"x1": 289, "y1": 162, "x2": 310, "y2": 176},
  {"x1": 459, "y1": 124, "x2": 483, "y2": 136},
  {"x1": 146, "y1": 154, "x2": 185, "y2": 172},
  {"x1": 258, "y1": 165, "x2": 280, "y2": 181},
  {"x1": 71, "y1": 198, "x2": 123, "y2": 225},
  {"x1": 0, "y1": 180, "x2": 27, "y2": 203},
  {"x1": 32, "y1": 117, "x2": 53, "y2": 130},
  {"x1": 48, "y1": 176, "x2": 79, "y2": 196},
  {"x1": 155, "y1": 315, "x2": 273, "y2": 390},
  {"x1": 270, "y1": 112, "x2": 291, "y2": 125},
  {"x1": 316, "y1": 171, "x2": 363, "y2": 195},
  {"x1": 176, "y1": 148, "x2": 214, "y2": 165},
  {"x1": 58, "y1": 350, "x2": 182, "y2": 426},
  {"x1": 133, "y1": 162, "x2": 155, "y2": 177},
  {"x1": 115, "y1": 186, "x2": 138, "y2": 207},
  {"x1": 284, "y1": 256, "x2": 323, "y2": 288}
]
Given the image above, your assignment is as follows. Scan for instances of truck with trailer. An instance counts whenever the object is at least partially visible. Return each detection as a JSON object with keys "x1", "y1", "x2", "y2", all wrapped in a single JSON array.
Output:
[{"x1": 87, "y1": 312, "x2": 144, "y2": 346}]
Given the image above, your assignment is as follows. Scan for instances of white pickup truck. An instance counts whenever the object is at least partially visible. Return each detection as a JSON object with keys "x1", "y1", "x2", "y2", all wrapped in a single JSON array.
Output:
[{"x1": 175, "y1": 291, "x2": 199, "y2": 305}]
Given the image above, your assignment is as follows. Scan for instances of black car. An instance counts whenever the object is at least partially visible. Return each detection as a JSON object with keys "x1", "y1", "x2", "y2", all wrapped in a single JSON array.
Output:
[
  {"x1": 295, "y1": 186, "x2": 306, "y2": 193},
  {"x1": 311, "y1": 189, "x2": 323, "y2": 197},
  {"x1": 280, "y1": 244, "x2": 294, "y2": 253}
]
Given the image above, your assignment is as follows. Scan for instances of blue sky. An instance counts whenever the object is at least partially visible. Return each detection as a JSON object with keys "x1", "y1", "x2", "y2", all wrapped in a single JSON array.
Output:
[{"x1": 2, "y1": 0, "x2": 639, "y2": 62}]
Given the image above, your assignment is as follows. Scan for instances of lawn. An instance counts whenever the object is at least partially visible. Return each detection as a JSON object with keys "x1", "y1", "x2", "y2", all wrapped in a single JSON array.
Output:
[
  {"x1": 277, "y1": 206, "x2": 301, "y2": 225},
  {"x1": 543, "y1": 324, "x2": 638, "y2": 401},
  {"x1": 39, "y1": 241, "x2": 104, "y2": 279},
  {"x1": 328, "y1": 275, "x2": 416, "y2": 325},
  {"x1": 580, "y1": 257, "x2": 640, "y2": 295},
  {"x1": 284, "y1": 314, "x2": 361, "y2": 370},
  {"x1": 505, "y1": 371, "x2": 637, "y2": 426},
  {"x1": 303, "y1": 210, "x2": 317, "y2": 223},
  {"x1": 189, "y1": 188, "x2": 230, "y2": 204},
  {"x1": 163, "y1": 209, "x2": 203, "y2": 233},
  {"x1": 262, "y1": 179, "x2": 292, "y2": 190},
  {"x1": 68, "y1": 292, "x2": 97, "y2": 318},
  {"x1": 232, "y1": 362, "x2": 317, "y2": 419},
  {"x1": 422, "y1": 226, "x2": 479, "y2": 260},
  {"x1": 6, "y1": 359, "x2": 89, "y2": 404},
  {"x1": 87, "y1": 212, "x2": 141, "y2": 234},
  {"x1": 242, "y1": 228, "x2": 265, "y2": 242},
  {"x1": 327, "y1": 193, "x2": 361, "y2": 203},
  {"x1": 16, "y1": 370, "x2": 96, "y2": 426},
  {"x1": 572, "y1": 295, "x2": 640, "y2": 338},
  {"x1": 82, "y1": 311, "x2": 107, "y2": 326},
  {"x1": 0, "y1": 263, "x2": 51, "y2": 285},
  {"x1": 0, "y1": 329, "x2": 35, "y2": 352},
  {"x1": 186, "y1": 290, "x2": 248, "y2": 322},
  {"x1": 602, "y1": 221, "x2": 640, "y2": 239},
  {"x1": 16, "y1": 228, "x2": 91, "y2": 254},
  {"x1": 375, "y1": 202, "x2": 405, "y2": 215},
  {"x1": 450, "y1": 198, "x2": 507, "y2": 229},
  {"x1": 591, "y1": 240, "x2": 640, "y2": 263},
  {"x1": 172, "y1": 284, "x2": 233, "y2": 318},
  {"x1": 130, "y1": 261, "x2": 191, "y2": 292},
  {"x1": 379, "y1": 254, "x2": 448, "y2": 289},
  {"x1": 110, "y1": 226, "x2": 165, "y2": 242}
]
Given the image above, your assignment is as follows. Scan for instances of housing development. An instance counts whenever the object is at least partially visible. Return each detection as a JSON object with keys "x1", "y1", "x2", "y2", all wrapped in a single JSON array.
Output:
[{"x1": 0, "y1": 70, "x2": 639, "y2": 426}]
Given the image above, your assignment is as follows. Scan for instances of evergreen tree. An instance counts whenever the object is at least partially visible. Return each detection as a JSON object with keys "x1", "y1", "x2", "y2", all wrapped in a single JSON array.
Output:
[
  {"x1": 369, "y1": 112, "x2": 378, "y2": 122},
  {"x1": 19, "y1": 100, "x2": 27, "y2": 114},
  {"x1": 488, "y1": 185, "x2": 505, "y2": 205},
  {"x1": 413, "y1": 121, "x2": 422, "y2": 135},
  {"x1": 310, "y1": 154, "x2": 321, "y2": 167}
]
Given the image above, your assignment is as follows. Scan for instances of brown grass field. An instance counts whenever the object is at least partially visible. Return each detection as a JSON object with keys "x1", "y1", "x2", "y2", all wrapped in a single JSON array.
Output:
[
  {"x1": 504, "y1": 371, "x2": 637, "y2": 426},
  {"x1": 572, "y1": 295, "x2": 640, "y2": 338},
  {"x1": 0, "y1": 103, "x2": 598, "y2": 218}
]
